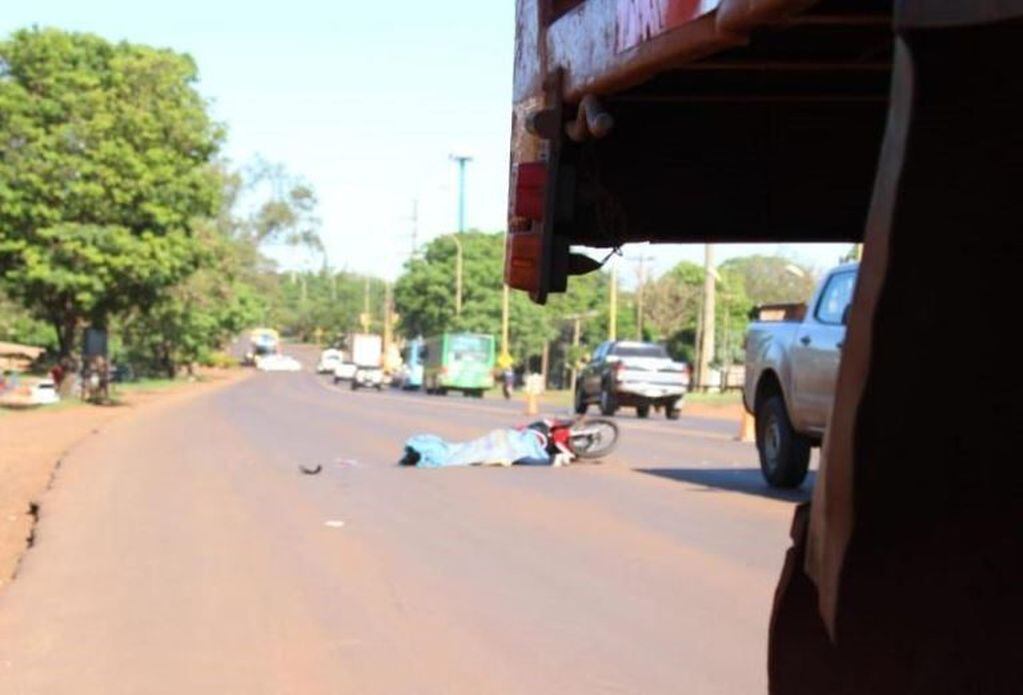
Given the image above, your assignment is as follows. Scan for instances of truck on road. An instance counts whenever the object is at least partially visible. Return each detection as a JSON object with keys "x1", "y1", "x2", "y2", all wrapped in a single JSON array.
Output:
[
  {"x1": 743, "y1": 263, "x2": 858, "y2": 487},
  {"x1": 334, "y1": 334, "x2": 384, "y2": 390},
  {"x1": 575, "y1": 340, "x2": 689, "y2": 419},
  {"x1": 244, "y1": 328, "x2": 280, "y2": 366}
]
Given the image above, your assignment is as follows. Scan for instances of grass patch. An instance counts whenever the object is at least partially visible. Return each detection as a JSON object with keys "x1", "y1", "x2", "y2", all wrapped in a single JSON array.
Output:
[
  {"x1": 685, "y1": 390, "x2": 743, "y2": 407},
  {"x1": 112, "y1": 377, "x2": 184, "y2": 393}
]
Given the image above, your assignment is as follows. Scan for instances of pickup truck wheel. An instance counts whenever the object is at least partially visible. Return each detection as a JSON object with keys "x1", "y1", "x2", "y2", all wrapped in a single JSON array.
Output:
[
  {"x1": 636, "y1": 403, "x2": 650, "y2": 418},
  {"x1": 665, "y1": 403, "x2": 681, "y2": 420},
  {"x1": 599, "y1": 386, "x2": 617, "y2": 416},
  {"x1": 755, "y1": 395, "x2": 811, "y2": 488},
  {"x1": 574, "y1": 386, "x2": 589, "y2": 414}
]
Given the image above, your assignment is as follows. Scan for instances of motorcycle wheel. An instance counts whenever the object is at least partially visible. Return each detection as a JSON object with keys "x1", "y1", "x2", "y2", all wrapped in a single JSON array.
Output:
[{"x1": 568, "y1": 418, "x2": 620, "y2": 459}]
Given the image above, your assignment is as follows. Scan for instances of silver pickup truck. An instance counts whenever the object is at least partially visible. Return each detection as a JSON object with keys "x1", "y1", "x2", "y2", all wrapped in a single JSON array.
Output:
[{"x1": 743, "y1": 263, "x2": 858, "y2": 488}]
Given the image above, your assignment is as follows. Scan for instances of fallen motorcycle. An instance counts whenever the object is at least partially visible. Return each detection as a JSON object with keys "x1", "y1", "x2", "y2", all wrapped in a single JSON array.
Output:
[
  {"x1": 399, "y1": 416, "x2": 619, "y2": 468},
  {"x1": 520, "y1": 416, "x2": 619, "y2": 461}
]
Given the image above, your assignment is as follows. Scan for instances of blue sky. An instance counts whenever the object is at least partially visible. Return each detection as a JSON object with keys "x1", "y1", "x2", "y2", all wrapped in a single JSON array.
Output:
[{"x1": 3, "y1": 1, "x2": 852, "y2": 284}]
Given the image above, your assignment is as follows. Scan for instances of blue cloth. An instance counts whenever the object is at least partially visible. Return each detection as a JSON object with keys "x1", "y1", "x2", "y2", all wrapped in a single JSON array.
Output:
[{"x1": 406, "y1": 429, "x2": 550, "y2": 468}]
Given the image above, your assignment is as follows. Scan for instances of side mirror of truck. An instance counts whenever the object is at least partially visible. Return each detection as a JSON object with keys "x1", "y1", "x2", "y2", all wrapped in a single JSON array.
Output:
[{"x1": 842, "y1": 304, "x2": 852, "y2": 325}]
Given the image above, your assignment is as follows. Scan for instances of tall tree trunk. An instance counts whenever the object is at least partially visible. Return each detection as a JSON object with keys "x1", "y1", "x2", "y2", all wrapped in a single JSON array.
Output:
[{"x1": 54, "y1": 316, "x2": 77, "y2": 359}]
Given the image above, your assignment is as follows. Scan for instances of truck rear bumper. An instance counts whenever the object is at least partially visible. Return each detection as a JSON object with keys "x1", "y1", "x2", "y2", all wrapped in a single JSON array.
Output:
[{"x1": 615, "y1": 384, "x2": 686, "y2": 402}]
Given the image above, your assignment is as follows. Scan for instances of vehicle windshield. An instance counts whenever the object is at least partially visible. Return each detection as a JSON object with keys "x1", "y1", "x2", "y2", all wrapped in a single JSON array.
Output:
[
  {"x1": 612, "y1": 344, "x2": 668, "y2": 359},
  {"x1": 449, "y1": 335, "x2": 490, "y2": 362}
]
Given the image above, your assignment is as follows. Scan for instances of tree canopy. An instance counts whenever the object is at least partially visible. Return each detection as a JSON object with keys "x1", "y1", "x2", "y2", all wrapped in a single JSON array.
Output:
[{"x1": 0, "y1": 28, "x2": 223, "y2": 355}]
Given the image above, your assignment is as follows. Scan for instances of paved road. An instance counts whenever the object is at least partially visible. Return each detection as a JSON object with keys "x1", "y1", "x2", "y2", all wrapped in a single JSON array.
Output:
[{"x1": 0, "y1": 352, "x2": 813, "y2": 694}]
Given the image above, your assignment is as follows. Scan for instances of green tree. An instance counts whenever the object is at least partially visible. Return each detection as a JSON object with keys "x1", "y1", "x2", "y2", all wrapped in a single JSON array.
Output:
[
  {"x1": 643, "y1": 261, "x2": 703, "y2": 341},
  {"x1": 717, "y1": 255, "x2": 816, "y2": 306},
  {"x1": 0, "y1": 289, "x2": 55, "y2": 347},
  {"x1": 117, "y1": 219, "x2": 264, "y2": 377},
  {"x1": 245, "y1": 158, "x2": 323, "y2": 254},
  {"x1": 0, "y1": 28, "x2": 223, "y2": 356},
  {"x1": 395, "y1": 231, "x2": 556, "y2": 364}
]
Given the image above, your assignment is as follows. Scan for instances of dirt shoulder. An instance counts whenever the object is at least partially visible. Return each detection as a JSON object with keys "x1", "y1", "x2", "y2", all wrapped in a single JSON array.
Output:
[{"x1": 0, "y1": 368, "x2": 250, "y2": 588}]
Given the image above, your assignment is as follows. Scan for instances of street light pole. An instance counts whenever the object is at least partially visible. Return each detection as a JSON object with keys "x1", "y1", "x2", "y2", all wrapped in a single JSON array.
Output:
[
  {"x1": 451, "y1": 155, "x2": 472, "y2": 234},
  {"x1": 450, "y1": 155, "x2": 472, "y2": 317},
  {"x1": 450, "y1": 234, "x2": 463, "y2": 317}
]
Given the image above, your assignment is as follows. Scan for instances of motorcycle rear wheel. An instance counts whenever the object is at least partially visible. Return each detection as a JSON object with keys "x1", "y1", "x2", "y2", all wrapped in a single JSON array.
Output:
[{"x1": 568, "y1": 418, "x2": 620, "y2": 459}]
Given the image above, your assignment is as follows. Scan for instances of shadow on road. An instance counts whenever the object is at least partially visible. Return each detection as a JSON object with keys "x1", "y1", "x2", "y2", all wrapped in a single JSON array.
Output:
[{"x1": 634, "y1": 467, "x2": 815, "y2": 502}]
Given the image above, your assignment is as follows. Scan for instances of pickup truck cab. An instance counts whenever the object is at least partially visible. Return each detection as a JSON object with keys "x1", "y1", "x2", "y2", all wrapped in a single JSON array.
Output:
[
  {"x1": 743, "y1": 263, "x2": 858, "y2": 487},
  {"x1": 576, "y1": 340, "x2": 689, "y2": 419}
]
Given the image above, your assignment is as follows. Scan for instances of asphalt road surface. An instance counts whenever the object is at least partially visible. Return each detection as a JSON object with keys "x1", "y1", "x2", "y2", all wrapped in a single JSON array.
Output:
[{"x1": 0, "y1": 349, "x2": 814, "y2": 694}]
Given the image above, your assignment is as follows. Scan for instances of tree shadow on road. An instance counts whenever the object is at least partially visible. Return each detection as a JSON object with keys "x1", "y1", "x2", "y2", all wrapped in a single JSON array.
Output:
[{"x1": 634, "y1": 467, "x2": 815, "y2": 502}]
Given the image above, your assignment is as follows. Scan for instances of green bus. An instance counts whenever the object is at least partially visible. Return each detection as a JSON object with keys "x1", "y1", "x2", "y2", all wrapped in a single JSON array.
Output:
[{"x1": 421, "y1": 333, "x2": 495, "y2": 397}]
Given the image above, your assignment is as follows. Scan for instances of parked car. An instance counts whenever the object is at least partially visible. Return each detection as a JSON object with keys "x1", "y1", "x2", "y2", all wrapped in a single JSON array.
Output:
[
  {"x1": 743, "y1": 263, "x2": 858, "y2": 487},
  {"x1": 0, "y1": 375, "x2": 60, "y2": 406},
  {"x1": 575, "y1": 341, "x2": 689, "y2": 419},
  {"x1": 316, "y1": 348, "x2": 343, "y2": 374}
]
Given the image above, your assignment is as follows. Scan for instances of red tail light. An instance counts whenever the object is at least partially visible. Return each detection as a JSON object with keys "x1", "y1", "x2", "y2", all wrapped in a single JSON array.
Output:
[
  {"x1": 505, "y1": 162, "x2": 548, "y2": 294},
  {"x1": 513, "y1": 162, "x2": 546, "y2": 221}
]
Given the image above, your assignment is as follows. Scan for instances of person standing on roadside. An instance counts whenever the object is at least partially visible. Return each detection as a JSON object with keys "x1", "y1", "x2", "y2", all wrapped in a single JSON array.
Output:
[{"x1": 502, "y1": 367, "x2": 515, "y2": 400}]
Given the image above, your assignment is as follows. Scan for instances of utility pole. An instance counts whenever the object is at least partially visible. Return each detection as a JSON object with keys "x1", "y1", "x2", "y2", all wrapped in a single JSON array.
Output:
[
  {"x1": 564, "y1": 310, "x2": 597, "y2": 394},
  {"x1": 361, "y1": 276, "x2": 371, "y2": 332},
  {"x1": 627, "y1": 254, "x2": 655, "y2": 340},
  {"x1": 382, "y1": 282, "x2": 394, "y2": 362},
  {"x1": 609, "y1": 263, "x2": 618, "y2": 341},
  {"x1": 697, "y1": 244, "x2": 716, "y2": 391}
]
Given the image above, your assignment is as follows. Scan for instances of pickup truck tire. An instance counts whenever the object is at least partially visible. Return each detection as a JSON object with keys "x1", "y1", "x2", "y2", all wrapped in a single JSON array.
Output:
[
  {"x1": 665, "y1": 403, "x2": 681, "y2": 420},
  {"x1": 574, "y1": 386, "x2": 588, "y2": 415},
  {"x1": 599, "y1": 386, "x2": 617, "y2": 416},
  {"x1": 755, "y1": 395, "x2": 811, "y2": 488},
  {"x1": 636, "y1": 403, "x2": 650, "y2": 418}
]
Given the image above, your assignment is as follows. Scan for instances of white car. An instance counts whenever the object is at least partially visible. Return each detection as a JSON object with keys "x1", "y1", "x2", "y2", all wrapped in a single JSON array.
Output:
[
  {"x1": 0, "y1": 376, "x2": 60, "y2": 406},
  {"x1": 255, "y1": 354, "x2": 302, "y2": 372},
  {"x1": 332, "y1": 362, "x2": 358, "y2": 383},
  {"x1": 317, "y1": 348, "x2": 343, "y2": 374}
]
